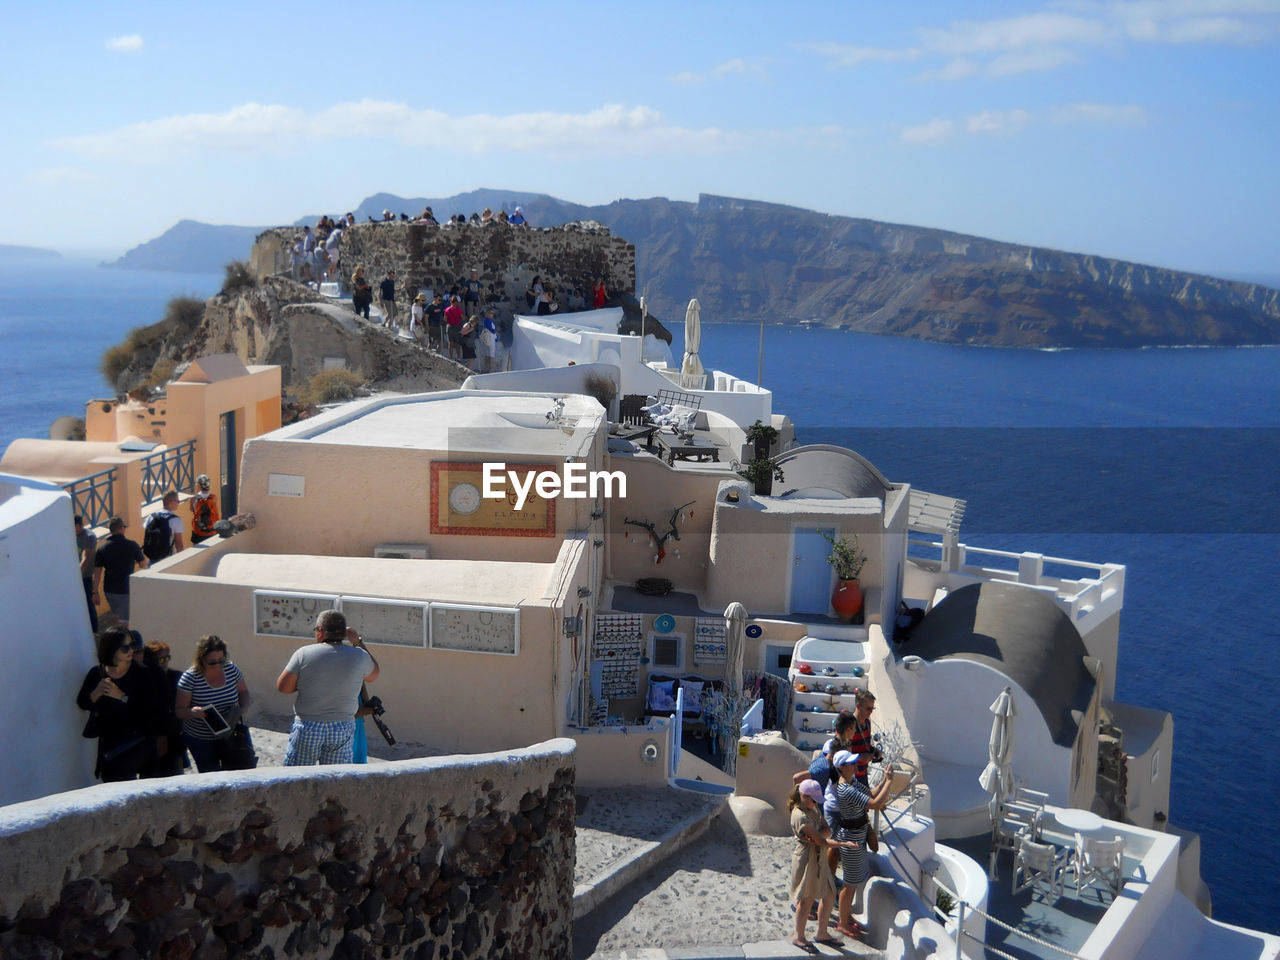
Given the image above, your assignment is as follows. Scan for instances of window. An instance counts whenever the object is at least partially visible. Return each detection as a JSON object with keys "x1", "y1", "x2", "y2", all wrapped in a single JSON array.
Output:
[{"x1": 650, "y1": 632, "x2": 684, "y2": 670}]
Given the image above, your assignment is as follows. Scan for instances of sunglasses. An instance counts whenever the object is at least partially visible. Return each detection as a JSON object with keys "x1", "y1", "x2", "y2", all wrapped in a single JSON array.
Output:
[{"x1": 119, "y1": 641, "x2": 140, "y2": 651}]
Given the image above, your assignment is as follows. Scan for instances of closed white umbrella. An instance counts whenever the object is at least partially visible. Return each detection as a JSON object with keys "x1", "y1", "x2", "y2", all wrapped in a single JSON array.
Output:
[
  {"x1": 724, "y1": 601, "x2": 747, "y2": 699},
  {"x1": 979, "y1": 686, "x2": 1017, "y2": 819},
  {"x1": 680, "y1": 298, "x2": 704, "y2": 389}
]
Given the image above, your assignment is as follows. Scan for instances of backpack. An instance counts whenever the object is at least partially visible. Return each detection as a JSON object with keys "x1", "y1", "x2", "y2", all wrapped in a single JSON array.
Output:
[
  {"x1": 193, "y1": 496, "x2": 213, "y2": 533},
  {"x1": 143, "y1": 510, "x2": 175, "y2": 561}
]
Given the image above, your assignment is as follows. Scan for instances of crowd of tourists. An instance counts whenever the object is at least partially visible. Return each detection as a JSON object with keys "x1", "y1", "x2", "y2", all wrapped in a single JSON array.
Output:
[
  {"x1": 786, "y1": 689, "x2": 892, "y2": 950},
  {"x1": 76, "y1": 481, "x2": 381, "y2": 781}
]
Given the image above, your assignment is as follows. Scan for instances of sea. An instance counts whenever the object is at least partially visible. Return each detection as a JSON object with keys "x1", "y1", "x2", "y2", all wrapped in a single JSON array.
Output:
[{"x1": 2, "y1": 258, "x2": 1278, "y2": 935}]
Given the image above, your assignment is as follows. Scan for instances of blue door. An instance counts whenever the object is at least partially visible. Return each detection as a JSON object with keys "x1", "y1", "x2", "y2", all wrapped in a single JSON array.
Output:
[{"x1": 791, "y1": 527, "x2": 834, "y2": 615}]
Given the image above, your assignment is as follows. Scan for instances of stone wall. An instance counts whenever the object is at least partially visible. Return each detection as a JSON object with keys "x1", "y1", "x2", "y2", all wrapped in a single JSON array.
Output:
[
  {"x1": 0, "y1": 740, "x2": 575, "y2": 960},
  {"x1": 252, "y1": 222, "x2": 636, "y2": 315}
]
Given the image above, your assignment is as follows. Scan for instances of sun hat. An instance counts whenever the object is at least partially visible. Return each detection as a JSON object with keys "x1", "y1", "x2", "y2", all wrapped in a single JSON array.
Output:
[
  {"x1": 832, "y1": 749, "x2": 858, "y2": 769},
  {"x1": 799, "y1": 779, "x2": 825, "y2": 803}
]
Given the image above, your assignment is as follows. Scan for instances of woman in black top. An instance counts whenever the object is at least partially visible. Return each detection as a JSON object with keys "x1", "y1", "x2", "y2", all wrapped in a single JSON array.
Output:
[{"x1": 76, "y1": 627, "x2": 164, "y2": 781}]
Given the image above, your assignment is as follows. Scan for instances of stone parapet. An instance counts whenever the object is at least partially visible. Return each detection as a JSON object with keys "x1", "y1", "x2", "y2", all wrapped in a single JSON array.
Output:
[
  {"x1": 253, "y1": 221, "x2": 636, "y2": 316},
  {"x1": 0, "y1": 740, "x2": 576, "y2": 960}
]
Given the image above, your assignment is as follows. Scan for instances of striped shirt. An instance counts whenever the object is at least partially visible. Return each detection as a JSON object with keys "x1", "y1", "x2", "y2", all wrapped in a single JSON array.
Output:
[{"x1": 177, "y1": 663, "x2": 243, "y2": 740}]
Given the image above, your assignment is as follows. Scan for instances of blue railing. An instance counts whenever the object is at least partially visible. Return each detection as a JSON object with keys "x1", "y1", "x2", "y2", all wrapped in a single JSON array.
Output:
[
  {"x1": 139, "y1": 440, "x2": 196, "y2": 505},
  {"x1": 63, "y1": 466, "x2": 118, "y2": 530}
]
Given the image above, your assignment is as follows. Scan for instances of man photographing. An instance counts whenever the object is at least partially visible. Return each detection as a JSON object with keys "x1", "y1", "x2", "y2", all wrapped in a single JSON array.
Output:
[{"x1": 277, "y1": 610, "x2": 379, "y2": 765}]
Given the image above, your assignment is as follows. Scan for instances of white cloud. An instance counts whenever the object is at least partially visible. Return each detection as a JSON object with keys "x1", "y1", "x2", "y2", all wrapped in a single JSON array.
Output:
[
  {"x1": 809, "y1": 1, "x2": 1279, "y2": 79},
  {"x1": 794, "y1": 42, "x2": 922, "y2": 68},
  {"x1": 1051, "y1": 102, "x2": 1148, "y2": 125},
  {"x1": 105, "y1": 34, "x2": 144, "y2": 53},
  {"x1": 670, "y1": 71, "x2": 704, "y2": 86},
  {"x1": 965, "y1": 108, "x2": 1032, "y2": 136},
  {"x1": 50, "y1": 100, "x2": 791, "y2": 160},
  {"x1": 901, "y1": 119, "x2": 955, "y2": 144}
]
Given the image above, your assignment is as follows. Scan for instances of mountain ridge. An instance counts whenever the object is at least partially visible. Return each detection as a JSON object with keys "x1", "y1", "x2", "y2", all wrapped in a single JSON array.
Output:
[{"x1": 100, "y1": 192, "x2": 1280, "y2": 349}]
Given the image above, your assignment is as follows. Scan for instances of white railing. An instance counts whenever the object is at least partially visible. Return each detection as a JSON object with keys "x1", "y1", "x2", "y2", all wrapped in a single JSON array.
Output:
[
  {"x1": 740, "y1": 697, "x2": 764, "y2": 736},
  {"x1": 669, "y1": 686, "x2": 685, "y2": 780},
  {"x1": 907, "y1": 537, "x2": 1125, "y2": 630}
]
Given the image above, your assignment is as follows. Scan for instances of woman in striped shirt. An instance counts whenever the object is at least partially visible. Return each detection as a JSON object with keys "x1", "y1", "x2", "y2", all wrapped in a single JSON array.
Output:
[{"x1": 175, "y1": 635, "x2": 252, "y2": 772}]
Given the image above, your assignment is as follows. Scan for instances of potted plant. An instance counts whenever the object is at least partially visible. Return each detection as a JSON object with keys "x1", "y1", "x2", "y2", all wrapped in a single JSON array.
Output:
[
  {"x1": 737, "y1": 456, "x2": 784, "y2": 496},
  {"x1": 823, "y1": 532, "x2": 866, "y2": 622},
  {"x1": 745, "y1": 418, "x2": 780, "y2": 461}
]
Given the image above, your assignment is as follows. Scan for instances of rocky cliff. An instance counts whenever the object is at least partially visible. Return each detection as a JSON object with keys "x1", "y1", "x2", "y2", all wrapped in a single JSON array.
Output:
[{"x1": 107, "y1": 275, "x2": 467, "y2": 397}]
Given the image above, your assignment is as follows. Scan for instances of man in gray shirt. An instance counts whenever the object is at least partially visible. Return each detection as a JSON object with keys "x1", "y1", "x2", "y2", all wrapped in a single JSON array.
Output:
[{"x1": 277, "y1": 610, "x2": 379, "y2": 765}]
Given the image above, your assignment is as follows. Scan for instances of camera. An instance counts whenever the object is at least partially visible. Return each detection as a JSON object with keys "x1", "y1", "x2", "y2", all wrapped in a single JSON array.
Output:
[{"x1": 365, "y1": 696, "x2": 386, "y2": 717}]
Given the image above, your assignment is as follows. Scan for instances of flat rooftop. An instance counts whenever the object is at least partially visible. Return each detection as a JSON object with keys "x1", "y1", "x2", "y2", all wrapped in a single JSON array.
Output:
[
  {"x1": 207, "y1": 554, "x2": 560, "y2": 606},
  {"x1": 291, "y1": 392, "x2": 600, "y2": 457}
]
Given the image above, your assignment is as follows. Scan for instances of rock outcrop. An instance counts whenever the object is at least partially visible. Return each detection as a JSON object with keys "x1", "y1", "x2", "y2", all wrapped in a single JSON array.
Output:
[{"x1": 108, "y1": 276, "x2": 468, "y2": 397}]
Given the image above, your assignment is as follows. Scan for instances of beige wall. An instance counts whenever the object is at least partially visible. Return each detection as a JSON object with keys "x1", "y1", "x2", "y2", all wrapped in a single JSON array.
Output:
[
  {"x1": 706, "y1": 496, "x2": 885, "y2": 614},
  {"x1": 604, "y1": 456, "x2": 721, "y2": 590},
  {"x1": 165, "y1": 365, "x2": 281, "y2": 485},
  {"x1": 132, "y1": 540, "x2": 590, "y2": 753}
]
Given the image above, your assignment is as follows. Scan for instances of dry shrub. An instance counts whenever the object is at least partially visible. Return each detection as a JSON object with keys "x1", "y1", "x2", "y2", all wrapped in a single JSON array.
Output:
[
  {"x1": 163, "y1": 296, "x2": 205, "y2": 332},
  {"x1": 583, "y1": 372, "x2": 618, "y2": 409},
  {"x1": 300, "y1": 368, "x2": 364, "y2": 405},
  {"x1": 221, "y1": 261, "x2": 256, "y2": 295}
]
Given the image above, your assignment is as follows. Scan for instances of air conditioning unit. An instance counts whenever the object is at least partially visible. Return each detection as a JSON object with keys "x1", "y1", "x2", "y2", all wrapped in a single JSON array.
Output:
[{"x1": 373, "y1": 543, "x2": 429, "y2": 560}]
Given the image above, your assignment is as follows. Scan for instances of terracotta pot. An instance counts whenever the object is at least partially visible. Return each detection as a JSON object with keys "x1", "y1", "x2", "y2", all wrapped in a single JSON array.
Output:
[{"x1": 831, "y1": 579, "x2": 863, "y2": 623}]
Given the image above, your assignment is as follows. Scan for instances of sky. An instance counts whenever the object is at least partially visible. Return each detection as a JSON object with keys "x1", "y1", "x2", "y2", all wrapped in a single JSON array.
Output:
[{"x1": 4, "y1": 0, "x2": 1279, "y2": 278}]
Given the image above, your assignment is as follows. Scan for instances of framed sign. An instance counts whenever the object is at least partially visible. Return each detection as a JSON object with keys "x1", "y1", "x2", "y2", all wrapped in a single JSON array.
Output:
[
  {"x1": 430, "y1": 461, "x2": 555, "y2": 537},
  {"x1": 430, "y1": 603, "x2": 520, "y2": 656},
  {"x1": 339, "y1": 596, "x2": 428, "y2": 648},
  {"x1": 254, "y1": 591, "x2": 338, "y2": 639}
]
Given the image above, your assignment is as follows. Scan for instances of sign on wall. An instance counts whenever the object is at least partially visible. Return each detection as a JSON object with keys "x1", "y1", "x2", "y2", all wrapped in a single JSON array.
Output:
[
  {"x1": 430, "y1": 461, "x2": 555, "y2": 537},
  {"x1": 254, "y1": 591, "x2": 339, "y2": 639},
  {"x1": 340, "y1": 597, "x2": 428, "y2": 648},
  {"x1": 430, "y1": 603, "x2": 520, "y2": 656}
]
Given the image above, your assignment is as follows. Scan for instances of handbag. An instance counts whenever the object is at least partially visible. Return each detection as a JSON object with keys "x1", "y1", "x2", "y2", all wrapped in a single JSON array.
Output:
[{"x1": 216, "y1": 724, "x2": 257, "y2": 770}]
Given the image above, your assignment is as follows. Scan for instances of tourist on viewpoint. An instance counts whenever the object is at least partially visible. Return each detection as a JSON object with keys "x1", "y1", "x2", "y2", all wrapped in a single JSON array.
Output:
[
  {"x1": 93, "y1": 516, "x2": 148, "y2": 627},
  {"x1": 75, "y1": 514, "x2": 98, "y2": 632},
  {"x1": 189, "y1": 473, "x2": 220, "y2": 544},
  {"x1": 379, "y1": 269, "x2": 398, "y2": 329},
  {"x1": 351, "y1": 265, "x2": 373, "y2": 319},
  {"x1": 276, "y1": 610, "x2": 379, "y2": 765}
]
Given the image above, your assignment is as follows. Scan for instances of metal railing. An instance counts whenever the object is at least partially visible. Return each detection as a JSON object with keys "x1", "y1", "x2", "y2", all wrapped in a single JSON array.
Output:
[
  {"x1": 62, "y1": 466, "x2": 117, "y2": 530},
  {"x1": 139, "y1": 440, "x2": 196, "y2": 505}
]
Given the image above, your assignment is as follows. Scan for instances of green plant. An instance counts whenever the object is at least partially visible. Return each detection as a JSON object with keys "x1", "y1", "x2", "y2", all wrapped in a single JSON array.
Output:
[
  {"x1": 745, "y1": 418, "x2": 779, "y2": 447},
  {"x1": 936, "y1": 888, "x2": 956, "y2": 916},
  {"x1": 823, "y1": 532, "x2": 866, "y2": 581},
  {"x1": 300, "y1": 368, "x2": 364, "y2": 405},
  {"x1": 221, "y1": 260, "x2": 256, "y2": 295},
  {"x1": 737, "y1": 456, "x2": 784, "y2": 490}
]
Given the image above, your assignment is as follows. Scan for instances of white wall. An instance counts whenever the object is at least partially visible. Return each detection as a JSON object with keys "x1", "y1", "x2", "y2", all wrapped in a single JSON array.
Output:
[
  {"x1": 0, "y1": 476, "x2": 97, "y2": 805},
  {"x1": 902, "y1": 657, "x2": 1071, "y2": 803}
]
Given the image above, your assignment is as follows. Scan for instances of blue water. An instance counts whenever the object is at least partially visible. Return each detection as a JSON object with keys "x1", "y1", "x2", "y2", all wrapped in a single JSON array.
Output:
[{"x1": 2, "y1": 261, "x2": 1277, "y2": 933}]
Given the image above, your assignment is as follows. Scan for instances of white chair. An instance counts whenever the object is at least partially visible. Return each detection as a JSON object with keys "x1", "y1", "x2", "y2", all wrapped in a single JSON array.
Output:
[
  {"x1": 1074, "y1": 834, "x2": 1125, "y2": 899},
  {"x1": 1014, "y1": 785, "x2": 1049, "y2": 811},
  {"x1": 1012, "y1": 837, "x2": 1069, "y2": 902},
  {"x1": 989, "y1": 799, "x2": 1042, "y2": 880}
]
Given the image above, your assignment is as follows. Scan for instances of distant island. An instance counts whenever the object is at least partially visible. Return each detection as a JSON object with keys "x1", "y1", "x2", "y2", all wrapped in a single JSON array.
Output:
[
  {"x1": 102, "y1": 219, "x2": 267, "y2": 273},
  {"x1": 0, "y1": 243, "x2": 60, "y2": 259},
  {"x1": 99, "y1": 190, "x2": 1280, "y2": 349}
]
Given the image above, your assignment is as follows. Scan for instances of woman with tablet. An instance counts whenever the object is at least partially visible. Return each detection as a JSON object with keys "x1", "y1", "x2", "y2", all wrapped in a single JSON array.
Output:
[{"x1": 175, "y1": 635, "x2": 254, "y2": 772}]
